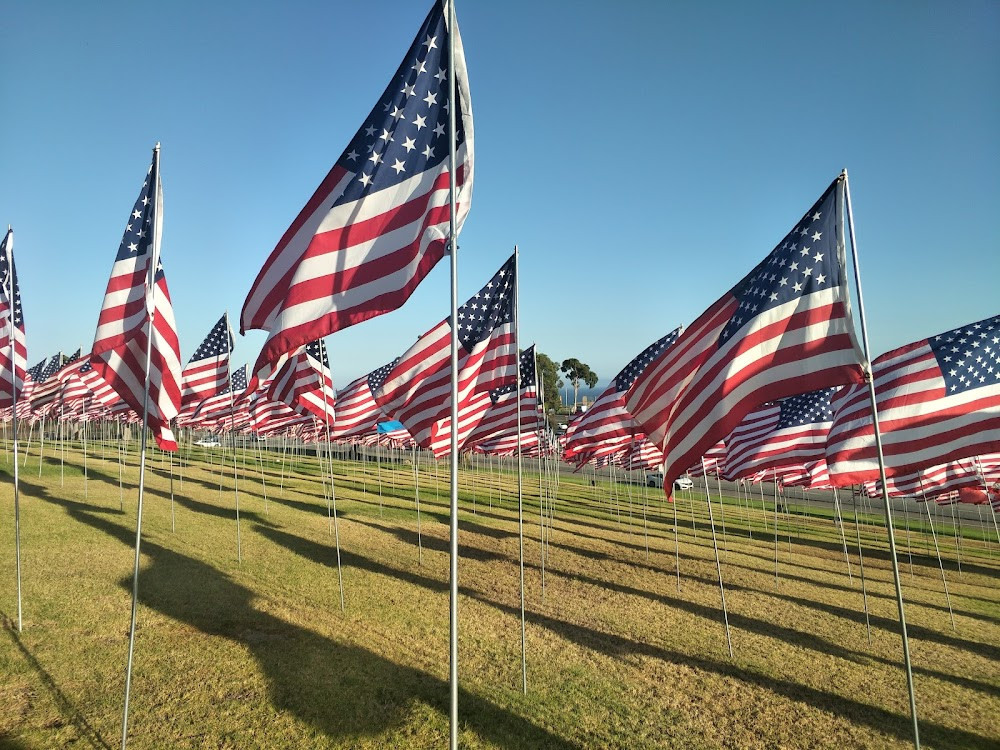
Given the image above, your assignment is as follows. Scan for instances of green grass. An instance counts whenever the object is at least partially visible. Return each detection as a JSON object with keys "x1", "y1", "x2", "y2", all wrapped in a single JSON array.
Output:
[{"x1": 0, "y1": 438, "x2": 998, "y2": 749}]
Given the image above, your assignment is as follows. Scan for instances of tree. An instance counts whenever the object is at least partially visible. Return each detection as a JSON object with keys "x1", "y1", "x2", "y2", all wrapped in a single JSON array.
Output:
[
  {"x1": 534, "y1": 351, "x2": 563, "y2": 418},
  {"x1": 560, "y1": 358, "x2": 598, "y2": 411}
]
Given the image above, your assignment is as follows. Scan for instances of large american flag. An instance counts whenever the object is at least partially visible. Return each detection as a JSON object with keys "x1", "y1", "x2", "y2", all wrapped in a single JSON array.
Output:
[
  {"x1": 626, "y1": 175, "x2": 866, "y2": 493},
  {"x1": 827, "y1": 313, "x2": 1000, "y2": 485},
  {"x1": 331, "y1": 359, "x2": 397, "y2": 439},
  {"x1": 562, "y1": 328, "x2": 681, "y2": 465},
  {"x1": 0, "y1": 228, "x2": 27, "y2": 409},
  {"x1": 241, "y1": 0, "x2": 474, "y2": 386},
  {"x1": 722, "y1": 387, "x2": 838, "y2": 480},
  {"x1": 90, "y1": 148, "x2": 183, "y2": 451},
  {"x1": 268, "y1": 339, "x2": 336, "y2": 425},
  {"x1": 180, "y1": 314, "x2": 233, "y2": 406},
  {"x1": 374, "y1": 254, "x2": 516, "y2": 454}
]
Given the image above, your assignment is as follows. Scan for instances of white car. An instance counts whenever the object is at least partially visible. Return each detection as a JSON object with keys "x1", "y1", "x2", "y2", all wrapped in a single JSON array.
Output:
[
  {"x1": 194, "y1": 438, "x2": 221, "y2": 448},
  {"x1": 646, "y1": 472, "x2": 693, "y2": 491}
]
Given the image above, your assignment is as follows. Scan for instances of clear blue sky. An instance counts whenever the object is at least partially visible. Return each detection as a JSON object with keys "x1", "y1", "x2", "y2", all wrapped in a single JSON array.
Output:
[{"x1": 3, "y1": 0, "x2": 998, "y2": 390}]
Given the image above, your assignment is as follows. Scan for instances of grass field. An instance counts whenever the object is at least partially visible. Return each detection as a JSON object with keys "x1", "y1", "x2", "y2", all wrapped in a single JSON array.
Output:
[{"x1": 1, "y1": 438, "x2": 998, "y2": 749}]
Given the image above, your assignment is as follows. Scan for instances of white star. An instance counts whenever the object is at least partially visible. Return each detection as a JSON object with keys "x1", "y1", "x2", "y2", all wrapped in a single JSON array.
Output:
[
  {"x1": 434, "y1": 67, "x2": 447, "y2": 83},
  {"x1": 391, "y1": 159, "x2": 406, "y2": 175},
  {"x1": 378, "y1": 128, "x2": 393, "y2": 142},
  {"x1": 789, "y1": 261, "x2": 799, "y2": 272},
  {"x1": 802, "y1": 267, "x2": 813, "y2": 277},
  {"x1": 812, "y1": 231, "x2": 822, "y2": 241},
  {"x1": 359, "y1": 173, "x2": 373, "y2": 187},
  {"x1": 800, "y1": 246, "x2": 810, "y2": 256},
  {"x1": 793, "y1": 281, "x2": 803, "y2": 292},
  {"x1": 390, "y1": 106, "x2": 405, "y2": 121},
  {"x1": 811, "y1": 211, "x2": 821, "y2": 221},
  {"x1": 368, "y1": 151, "x2": 383, "y2": 165},
  {"x1": 128, "y1": 242, "x2": 138, "y2": 253},
  {"x1": 813, "y1": 251, "x2": 823, "y2": 263},
  {"x1": 433, "y1": 122, "x2": 446, "y2": 138},
  {"x1": 423, "y1": 91, "x2": 438, "y2": 107},
  {"x1": 769, "y1": 293, "x2": 779, "y2": 302},
  {"x1": 402, "y1": 137, "x2": 416, "y2": 152},
  {"x1": 413, "y1": 114, "x2": 427, "y2": 130},
  {"x1": 422, "y1": 145, "x2": 435, "y2": 159},
  {"x1": 412, "y1": 59, "x2": 427, "y2": 75},
  {"x1": 132, "y1": 210, "x2": 142, "y2": 220},
  {"x1": 815, "y1": 273, "x2": 826, "y2": 284},
  {"x1": 401, "y1": 83, "x2": 416, "y2": 98},
  {"x1": 364, "y1": 124, "x2": 377, "y2": 137},
  {"x1": 346, "y1": 149, "x2": 359, "y2": 161},
  {"x1": 423, "y1": 35, "x2": 438, "y2": 50}
]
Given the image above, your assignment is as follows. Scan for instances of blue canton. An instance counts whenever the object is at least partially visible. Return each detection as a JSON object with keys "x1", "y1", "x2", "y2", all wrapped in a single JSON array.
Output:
[
  {"x1": 776, "y1": 387, "x2": 836, "y2": 429},
  {"x1": 721, "y1": 179, "x2": 843, "y2": 343},
  {"x1": 334, "y1": 4, "x2": 463, "y2": 204},
  {"x1": 40, "y1": 355, "x2": 62, "y2": 382},
  {"x1": 490, "y1": 345, "x2": 535, "y2": 404},
  {"x1": 305, "y1": 339, "x2": 330, "y2": 369},
  {"x1": 190, "y1": 315, "x2": 233, "y2": 362},
  {"x1": 26, "y1": 359, "x2": 46, "y2": 381},
  {"x1": 0, "y1": 232, "x2": 23, "y2": 329},
  {"x1": 615, "y1": 327, "x2": 681, "y2": 392},
  {"x1": 231, "y1": 365, "x2": 248, "y2": 393},
  {"x1": 928, "y1": 314, "x2": 1000, "y2": 394},
  {"x1": 453, "y1": 254, "x2": 515, "y2": 353},
  {"x1": 368, "y1": 358, "x2": 401, "y2": 393}
]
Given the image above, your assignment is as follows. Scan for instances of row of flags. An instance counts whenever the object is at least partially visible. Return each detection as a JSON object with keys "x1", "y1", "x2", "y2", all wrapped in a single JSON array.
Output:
[{"x1": 1, "y1": 0, "x2": 995, "y2": 495}]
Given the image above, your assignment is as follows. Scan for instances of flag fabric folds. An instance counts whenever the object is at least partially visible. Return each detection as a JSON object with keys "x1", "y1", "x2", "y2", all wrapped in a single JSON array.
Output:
[
  {"x1": 465, "y1": 345, "x2": 537, "y2": 452},
  {"x1": 331, "y1": 360, "x2": 398, "y2": 439},
  {"x1": 268, "y1": 340, "x2": 336, "y2": 424},
  {"x1": 90, "y1": 149, "x2": 183, "y2": 451},
  {"x1": 241, "y1": 0, "x2": 474, "y2": 385},
  {"x1": 180, "y1": 314, "x2": 233, "y2": 406},
  {"x1": 0, "y1": 228, "x2": 27, "y2": 409},
  {"x1": 723, "y1": 387, "x2": 838, "y2": 480},
  {"x1": 626, "y1": 175, "x2": 866, "y2": 492},
  {"x1": 563, "y1": 328, "x2": 681, "y2": 464},
  {"x1": 374, "y1": 254, "x2": 516, "y2": 455},
  {"x1": 826, "y1": 313, "x2": 1000, "y2": 485}
]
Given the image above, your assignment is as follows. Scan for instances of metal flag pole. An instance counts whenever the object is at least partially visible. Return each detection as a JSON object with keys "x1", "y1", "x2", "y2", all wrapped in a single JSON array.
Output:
[
  {"x1": 536, "y1": 362, "x2": 547, "y2": 600},
  {"x1": 843, "y1": 170, "x2": 920, "y2": 749},
  {"x1": 917, "y1": 481, "x2": 955, "y2": 631},
  {"x1": 833, "y1": 488, "x2": 853, "y2": 584},
  {"x1": 447, "y1": 0, "x2": 461, "y2": 744},
  {"x1": 224, "y1": 312, "x2": 242, "y2": 564},
  {"x1": 319, "y1": 339, "x2": 345, "y2": 613},
  {"x1": 513, "y1": 247, "x2": 527, "y2": 695},
  {"x1": 702, "y1": 457, "x2": 734, "y2": 658},
  {"x1": 121, "y1": 143, "x2": 162, "y2": 750},
  {"x1": 4, "y1": 227, "x2": 24, "y2": 632}
]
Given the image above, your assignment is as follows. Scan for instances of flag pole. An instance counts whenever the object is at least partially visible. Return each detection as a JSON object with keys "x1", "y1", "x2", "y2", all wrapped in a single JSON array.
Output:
[
  {"x1": 4, "y1": 227, "x2": 23, "y2": 633},
  {"x1": 843, "y1": 169, "x2": 920, "y2": 749},
  {"x1": 224, "y1": 311, "x2": 241, "y2": 563},
  {"x1": 513, "y1": 246, "x2": 527, "y2": 695},
  {"x1": 702, "y1": 456, "x2": 734, "y2": 659},
  {"x1": 447, "y1": 1, "x2": 461, "y2": 746},
  {"x1": 121, "y1": 142, "x2": 162, "y2": 750},
  {"x1": 318, "y1": 339, "x2": 345, "y2": 613}
]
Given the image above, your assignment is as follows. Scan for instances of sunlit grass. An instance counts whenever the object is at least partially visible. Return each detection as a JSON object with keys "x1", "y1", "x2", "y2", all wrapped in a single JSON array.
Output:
[{"x1": 0, "y1": 436, "x2": 998, "y2": 749}]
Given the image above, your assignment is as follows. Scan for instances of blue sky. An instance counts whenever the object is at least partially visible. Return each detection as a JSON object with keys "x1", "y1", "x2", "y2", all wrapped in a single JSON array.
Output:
[{"x1": 3, "y1": 0, "x2": 997, "y2": 390}]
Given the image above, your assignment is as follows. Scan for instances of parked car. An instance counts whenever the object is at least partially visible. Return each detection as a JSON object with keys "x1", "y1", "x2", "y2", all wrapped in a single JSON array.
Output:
[
  {"x1": 673, "y1": 476, "x2": 694, "y2": 491},
  {"x1": 194, "y1": 438, "x2": 221, "y2": 448},
  {"x1": 646, "y1": 472, "x2": 694, "y2": 491}
]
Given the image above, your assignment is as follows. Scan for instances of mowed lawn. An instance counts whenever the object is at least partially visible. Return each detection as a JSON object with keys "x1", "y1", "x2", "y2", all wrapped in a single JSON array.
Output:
[{"x1": 1, "y1": 440, "x2": 998, "y2": 749}]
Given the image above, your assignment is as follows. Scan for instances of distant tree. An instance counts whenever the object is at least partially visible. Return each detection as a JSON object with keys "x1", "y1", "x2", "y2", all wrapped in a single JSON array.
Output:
[
  {"x1": 534, "y1": 351, "x2": 563, "y2": 417},
  {"x1": 560, "y1": 358, "x2": 598, "y2": 411}
]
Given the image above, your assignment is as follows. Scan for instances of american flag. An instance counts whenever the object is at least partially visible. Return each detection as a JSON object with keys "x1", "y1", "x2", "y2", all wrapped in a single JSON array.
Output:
[
  {"x1": 722, "y1": 387, "x2": 838, "y2": 480},
  {"x1": 187, "y1": 364, "x2": 248, "y2": 428},
  {"x1": 241, "y1": 0, "x2": 474, "y2": 386},
  {"x1": 863, "y1": 454, "x2": 1000, "y2": 499},
  {"x1": 29, "y1": 349, "x2": 81, "y2": 411},
  {"x1": 268, "y1": 339, "x2": 336, "y2": 425},
  {"x1": 464, "y1": 345, "x2": 538, "y2": 453},
  {"x1": 0, "y1": 228, "x2": 27, "y2": 409},
  {"x1": 90, "y1": 148, "x2": 183, "y2": 451},
  {"x1": 618, "y1": 438, "x2": 664, "y2": 472},
  {"x1": 374, "y1": 254, "x2": 516, "y2": 454},
  {"x1": 180, "y1": 314, "x2": 233, "y2": 406},
  {"x1": 826, "y1": 313, "x2": 1000, "y2": 486},
  {"x1": 562, "y1": 328, "x2": 681, "y2": 465},
  {"x1": 331, "y1": 359, "x2": 397, "y2": 439},
  {"x1": 626, "y1": 175, "x2": 865, "y2": 494}
]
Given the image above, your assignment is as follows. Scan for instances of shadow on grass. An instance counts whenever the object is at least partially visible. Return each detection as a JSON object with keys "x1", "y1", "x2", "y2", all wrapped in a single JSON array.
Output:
[
  {"x1": 27, "y1": 483, "x2": 580, "y2": 749},
  {"x1": 1, "y1": 618, "x2": 112, "y2": 750}
]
